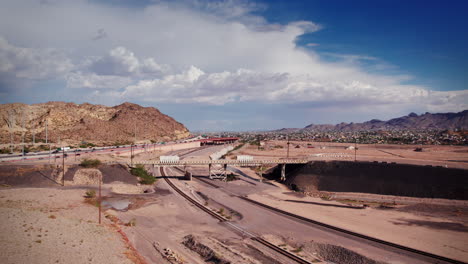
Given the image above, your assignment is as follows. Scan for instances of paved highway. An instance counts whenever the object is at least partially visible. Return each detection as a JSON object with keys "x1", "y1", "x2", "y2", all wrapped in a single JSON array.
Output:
[{"x1": 0, "y1": 142, "x2": 174, "y2": 163}]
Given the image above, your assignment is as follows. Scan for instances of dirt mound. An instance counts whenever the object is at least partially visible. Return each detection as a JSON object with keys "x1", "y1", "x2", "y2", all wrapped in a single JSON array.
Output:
[
  {"x1": 182, "y1": 235, "x2": 230, "y2": 264},
  {"x1": 72, "y1": 169, "x2": 101, "y2": 185},
  {"x1": 276, "y1": 161, "x2": 468, "y2": 200},
  {"x1": 99, "y1": 164, "x2": 138, "y2": 184},
  {"x1": 0, "y1": 165, "x2": 61, "y2": 187},
  {"x1": 305, "y1": 243, "x2": 388, "y2": 264}
]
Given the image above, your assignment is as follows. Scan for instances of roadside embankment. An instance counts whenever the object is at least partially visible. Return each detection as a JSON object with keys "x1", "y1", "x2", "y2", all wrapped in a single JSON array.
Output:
[{"x1": 267, "y1": 161, "x2": 468, "y2": 200}]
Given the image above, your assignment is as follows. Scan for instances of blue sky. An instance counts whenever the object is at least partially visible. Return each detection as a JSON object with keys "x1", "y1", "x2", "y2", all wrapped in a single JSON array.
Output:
[{"x1": 1, "y1": 0, "x2": 467, "y2": 131}]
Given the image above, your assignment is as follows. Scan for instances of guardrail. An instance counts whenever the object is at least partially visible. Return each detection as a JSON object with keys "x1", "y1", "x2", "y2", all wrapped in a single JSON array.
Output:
[{"x1": 135, "y1": 159, "x2": 310, "y2": 165}]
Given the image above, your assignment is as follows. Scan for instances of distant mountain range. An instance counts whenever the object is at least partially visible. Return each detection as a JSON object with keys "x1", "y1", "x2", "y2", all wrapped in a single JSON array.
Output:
[{"x1": 276, "y1": 110, "x2": 468, "y2": 132}]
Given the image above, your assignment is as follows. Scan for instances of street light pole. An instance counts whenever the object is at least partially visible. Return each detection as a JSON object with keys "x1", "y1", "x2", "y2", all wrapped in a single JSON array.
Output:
[
  {"x1": 62, "y1": 148, "x2": 65, "y2": 186},
  {"x1": 354, "y1": 140, "x2": 357, "y2": 162},
  {"x1": 130, "y1": 144, "x2": 133, "y2": 167},
  {"x1": 98, "y1": 172, "x2": 102, "y2": 224}
]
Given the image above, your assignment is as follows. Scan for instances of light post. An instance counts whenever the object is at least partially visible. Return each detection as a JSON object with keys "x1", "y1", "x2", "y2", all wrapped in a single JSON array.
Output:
[
  {"x1": 98, "y1": 172, "x2": 102, "y2": 224},
  {"x1": 354, "y1": 139, "x2": 357, "y2": 162},
  {"x1": 130, "y1": 144, "x2": 134, "y2": 167},
  {"x1": 62, "y1": 148, "x2": 65, "y2": 186}
]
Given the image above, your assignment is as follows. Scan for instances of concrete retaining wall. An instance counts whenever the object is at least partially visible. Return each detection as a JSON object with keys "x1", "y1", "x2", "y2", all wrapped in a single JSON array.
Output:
[{"x1": 269, "y1": 161, "x2": 468, "y2": 200}]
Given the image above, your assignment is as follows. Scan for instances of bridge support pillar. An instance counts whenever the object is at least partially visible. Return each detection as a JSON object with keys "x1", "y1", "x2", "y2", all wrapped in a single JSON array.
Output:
[
  {"x1": 208, "y1": 164, "x2": 212, "y2": 179},
  {"x1": 224, "y1": 164, "x2": 227, "y2": 181},
  {"x1": 280, "y1": 164, "x2": 286, "y2": 181}
]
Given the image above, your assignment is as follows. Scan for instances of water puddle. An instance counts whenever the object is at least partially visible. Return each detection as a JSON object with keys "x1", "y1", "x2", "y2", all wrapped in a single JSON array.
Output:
[{"x1": 102, "y1": 198, "x2": 131, "y2": 211}]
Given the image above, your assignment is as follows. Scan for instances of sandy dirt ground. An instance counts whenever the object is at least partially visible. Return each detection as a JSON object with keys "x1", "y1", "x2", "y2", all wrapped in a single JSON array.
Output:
[
  {"x1": 1, "y1": 142, "x2": 467, "y2": 264},
  {"x1": 246, "y1": 186, "x2": 468, "y2": 262},
  {"x1": 0, "y1": 187, "x2": 135, "y2": 264},
  {"x1": 232, "y1": 140, "x2": 468, "y2": 169}
]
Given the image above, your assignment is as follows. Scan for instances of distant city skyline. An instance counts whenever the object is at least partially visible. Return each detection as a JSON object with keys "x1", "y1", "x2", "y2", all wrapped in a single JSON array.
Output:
[{"x1": 1, "y1": 0, "x2": 467, "y2": 131}]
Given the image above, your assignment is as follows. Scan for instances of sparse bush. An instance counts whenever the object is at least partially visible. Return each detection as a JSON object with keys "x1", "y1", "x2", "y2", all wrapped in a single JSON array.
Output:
[
  {"x1": 79, "y1": 142, "x2": 96, "y2": 148},
  {"x1": 80, "y1": 159, "x2": 102, "y2": 168},
  {"x1": 273, "y1": 145, "x2": 283, "y2": 149},
  {"x1": 125, "y1": 218, "x2": 136, "y2": 227},
  {"x1": 291, "y1": 246, "x2": 303, "y2": 253},
  {"x1": 0, "y1": 148, "x2": 10, "y2": 154},
  {"x1": 38, "y1": 145, "x2": 49, "y2": 151},
  {"x1": 226, "y1": 173, "x2": 238, "y2": 181},
  {"x1": 49, "y1": 215, "x2": 56, "y2": 219},
  {"x1": 232, "y1": 143, "x2": 244, "y2": 151},
  {"x1": 217, "y1": 208, "x2": 224, "y2": 215},
  {"x1": 85, "y1": 189, "x2": 96, "y2": 198},
  {"x1": 114, "y1": 141, "x2": 131, "y2": 146},
  {"x1": 130, "y1": 165, "x2": 155, "y2": 185},
  {"x1": 249, "y1": 141, "x2": 260, "y2": 146}
]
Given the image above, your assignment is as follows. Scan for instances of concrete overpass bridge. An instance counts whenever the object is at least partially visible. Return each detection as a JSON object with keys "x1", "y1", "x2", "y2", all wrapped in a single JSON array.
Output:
[{"x1": 134, "y1": 159, "x2": 310, "y2": 181}]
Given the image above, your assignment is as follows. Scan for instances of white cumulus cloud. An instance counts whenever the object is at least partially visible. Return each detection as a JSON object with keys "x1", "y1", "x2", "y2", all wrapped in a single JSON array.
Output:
[
  {"x1": 0, "y1": 0, "x2": 466, "y2": 123},
  {"x1": 0, "y1": 36, "x2": 72, "y2": 80}
]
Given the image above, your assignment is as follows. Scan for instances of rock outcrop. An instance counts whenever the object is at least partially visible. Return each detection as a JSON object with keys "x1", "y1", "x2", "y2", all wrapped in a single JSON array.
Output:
[{"x1": 0, "y1": 102, "x2": 190, "y2": 145}]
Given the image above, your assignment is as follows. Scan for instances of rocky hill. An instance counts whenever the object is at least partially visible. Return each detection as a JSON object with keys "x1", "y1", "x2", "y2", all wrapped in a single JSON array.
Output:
[
  {"x1": 302, "y1": 110, "x2": 468, "y2": 131},
  {"x1": 0, "y1": 102, "x2": 190, "y2": 145}
]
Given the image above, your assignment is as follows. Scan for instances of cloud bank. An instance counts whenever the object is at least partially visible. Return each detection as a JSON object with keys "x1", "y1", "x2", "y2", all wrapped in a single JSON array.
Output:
[{"x1": 0, "y1": 0, "x2": 466, "y2": 129}]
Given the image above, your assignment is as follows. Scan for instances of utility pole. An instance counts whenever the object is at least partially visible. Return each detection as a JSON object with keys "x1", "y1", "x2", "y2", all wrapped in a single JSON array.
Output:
[
  {"x1": 130, "y1": 144, "x2": 133, "y2": 166},
  {"x1": 134, "y1": 121, "x2": 137, "y2": 144},
  {"x1": 354, "y1": 140, "x2": 357, "y2": 162},
  {"x1": 62, "y1": 147, "x2": 65, "y2": 186},
  {"x1": 45, "y1": 119, "x2": 48, "y2": 144},
  {"x1": 287, "y1": 135, "x2": 290, "y2": 159},
  {"x1": 98, "y1": 172, "x2": 102, "y2": 224},
  {"x1": 21, "y1": 111, "x2": 25, "y2": 158},
  {"x1": 9, "y1": 110, "x2": 14, "y2": 153}
]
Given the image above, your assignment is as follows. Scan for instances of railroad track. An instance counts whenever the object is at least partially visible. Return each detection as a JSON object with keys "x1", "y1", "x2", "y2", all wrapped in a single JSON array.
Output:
[
  {"x1": 239, "y1": 197, "x2": 467, "y2": 264},
  {"x1": 159, "y1": 166, "x2": 313, "y2": 264},
  {"x1": 252, "y1": 237, "x2": 311, "y2": 264},
  {"x1": 170, "y1": 166, "x2": 466, "y2": 264},
  {"x1": 161, "y1": 167, "x2": 226, "y2": 222}
]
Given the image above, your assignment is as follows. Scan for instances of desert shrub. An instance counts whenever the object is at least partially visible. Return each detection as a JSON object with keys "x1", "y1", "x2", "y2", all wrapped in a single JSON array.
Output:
[
  {"x1": 85, "y1": 189, "x2": 96, "y2": 198},
  {"x1": 0, "y1": 148, "x2": 10, "y2": 154},
  {"x1": 249, "y1": 141, "x2": 260, "y2": 146},
  {"x1": 80, "y1": 159, "x2": 102, "y2": 168},
  {"x1": 114, "y1": 141, "x2": 131, "y2": 146},
  {"x1": 125, "y1": 218, "x2": 136, "y2": 227},
  {"x1": 226, "y1": 173, "x2": 238, "y2": 181},
  {"x1": 38, "y1": 145, "x2": 49, "y2": 151},
  {"x1": 79, "y1": 142, "x2": 96, "y2": 148},
  {"x1": 232, "y1": 143, "x2": 244, "y2": 151},
  {"x1": 130, "y1": 165, "x2": 155, "y2": 185},
  {"x1": 273, "y1": 145, "x2": 283, "y2": 149}
]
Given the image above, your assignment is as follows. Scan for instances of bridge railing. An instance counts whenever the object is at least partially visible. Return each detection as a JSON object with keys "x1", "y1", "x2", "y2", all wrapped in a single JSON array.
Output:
[{"x1": 134, "y1": 159, "x2": 310, "y2": 165}]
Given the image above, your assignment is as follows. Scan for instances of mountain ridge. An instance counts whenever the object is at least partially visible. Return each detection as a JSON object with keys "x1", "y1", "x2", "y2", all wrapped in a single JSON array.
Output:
[
  {"x1": 0, "y1": 101, "x2": 190, "y2": 144},
  {"x1": 286, "y1": 110, "x2": 468, "y2": 132}
]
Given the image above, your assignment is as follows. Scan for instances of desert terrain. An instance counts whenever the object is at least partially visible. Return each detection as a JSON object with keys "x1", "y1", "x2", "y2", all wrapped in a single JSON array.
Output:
[{"x1": 0, "y1": 141, "x2": 467, "y2": 264}]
